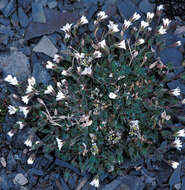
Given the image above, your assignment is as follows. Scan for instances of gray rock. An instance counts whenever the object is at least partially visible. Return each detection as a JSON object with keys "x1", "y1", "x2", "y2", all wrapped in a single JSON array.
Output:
[
  {"x1": 68, "y1": 173, "x2": 78, "y2": 189},
  {"x1": 0, "y1": 51, "x2": 31, "y2": 82},
  {"x1": 35, "y1": 0, "x2": 48, "y2": 7},
  {"x1": 47, "y1": 0, "x2": 57, "y2": 9},
  {"x1": 159, "y1": 47, "x2": 184, "y2": 74},
  {"x1": 117, "y1": 0, "x2": 142, "y2": 20},
  {"x1": 102, "y1": 176, "x2": 144, "y2": 190},
  {"x1": 18, "y1": 7, "x2": 29, "y2": 28},
  {"x1": 0, "y1": 25, "x2": 14, "y2": 37},
  {"x1": 0, "y1": 173, "x2": 12, "y2": 190},
  {"x1": 32, "y1": 56, "x2": 51, "y2": 85},
  {"x1": 0, "y1": 0, "x2": 8, "y2": 10},
  {"x1": 33, "y1": 36, "x2": 58, "y2": 58},
  {"x1": 32, "y1": 2, "x2": 46, "y2": 23},
  {"x1": 2, "y1": 0, "x2": 15, "y2": 17},
  {"x1": 13, "y1": 173, "x2": 28, "y2": 185},
  {"x1": 7, "y1": 152, "x2": 16, "y2": 171},
  {"x1": 0, "y1": 18, "x2": 10, "y2": 26},
  {"x1": 139, "y1": 0, "x2": 155, "y2": 13},
  {"x1": 167, "y1": 80, "x2": 185, "y2": 95}
]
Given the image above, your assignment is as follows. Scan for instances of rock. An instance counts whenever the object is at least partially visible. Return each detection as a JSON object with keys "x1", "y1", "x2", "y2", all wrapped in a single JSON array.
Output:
[
  {"x1": 0, "y1": 25, "x2": 14, "y2": 37},
  {"x1": 11, "y1": 12, "x2": 20, "y2": 29},
  {"x1": 160, "y1": 47, "x2": 184, "y2": 74},
  {"x1": 47, "y1": 0, "x2": 57, "y2": 9},
  {"x1": 18, "y1": 7, "x2": 29, "y2": 28},
  {"x1": 28, "y1": 168, "x2": 44, "y2": 176},
  {"x1": 182, "y1": 176, "x2": 185, "y2": 190},
  {"x1": 0, "y1": 17, "x2": 10, "y2": 26},
  {"x1": 117, "y1": 0, "x2": 142, "y2": 20},
  {"x1": 32, "y1": 54, "x2": 52, "y2": 85},
  {"x1": 0, "y1": 173, "x2": 12, "y2": 190},
  {"x1": 7, "y1": 152, "x2": 16, "y2": 171},
  {"x1": 13, "y1": 173, "x2": 28, "y2": 185},
  {"x1": 33, "y1": 36, "x2": 58, "y2": 58},
  {"x1": 68, "y1": 173, "x2": 78, "y2": 189},
  {"x1": 2, "y1": 0, "x2": 15, "y2": 17},
  {"x1": 139, "y1": 0, "x2": 155, "y2": 13},
  {"x1": 102, "y1": 176, "x2": 144, "y2": 190},
  {"x1": 0, "y1": 0, "x2": 8, "y2": 10},
  {"x1": 25, "y1": 8, "x2": 80, "y2": 40},
  {"x1": 32, "y1": 2, "x2": 46, "y2": 23},
  {"x1": 167, "y1": 80, "x2": 185, "y2": 95},
  {"x1": 0, "y1": 51, "x2": 30, "y2": 82}
]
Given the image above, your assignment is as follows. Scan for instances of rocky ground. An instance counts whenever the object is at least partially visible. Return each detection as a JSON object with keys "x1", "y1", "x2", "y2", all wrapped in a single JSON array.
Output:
[{"x1": 0, "y1": 0, "x2": 185, "y2": 190}]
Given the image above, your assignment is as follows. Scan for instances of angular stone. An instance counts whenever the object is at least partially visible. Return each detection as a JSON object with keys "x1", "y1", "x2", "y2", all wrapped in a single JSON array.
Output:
[
  {"x1": 47, "y1": 0, "x2": 57, "y2": 9},
  {"x1": 25, "y1": 8, "x2": 80, "y2": 40},
  {"x1": 0, "y1": 25, "x2": 14, "y2": 37},
  {"x1": 2, "y1": 0, "x2": 15, "y2": 17},
  {"x1": 33, "y1": 36, "x2": 58, "y2": 58},
  {"x1": 0, "y1": 18, "x2": 10, "y2": 26},
  {"x1": 18, "y1": 7, "x2": 29, "y2": 27},
  {"x1": 32, "y1": 54, "x2": 51, "y2": 85},
  {"x1": 7, "y1": 152, "x2": 16, "y2": 171},
  {"x1": 139, "y1": 0, "x2": 155, "y2": 13},
  {"x1": 160, "y1": 47, "x2": 183, "y2": 74},
  {"x1": 0, "y1": 0, "x2": 8, "y2": 10},
  {"x1": 0, "y1": 173, "x2": 12, "y2": 190},
  {"x1": 102, "y1": 176, "x2": 144, "y2": 190},
  {"x1": 32, "y1": 2, "x2": 46, "y2": 23},
  {"x1": 117, "y1": 0, "x2": 142, "y2": 20},
  {"x1": 0, "y1": 51, "x2": 30, "y2": 82},
  {"x1": 13, "y1": 173, "x2": 28, "y2": 185}
]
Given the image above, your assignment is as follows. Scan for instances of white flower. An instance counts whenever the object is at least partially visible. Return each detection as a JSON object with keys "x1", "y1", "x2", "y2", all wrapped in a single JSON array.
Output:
[
  {"x1": 79, "y1": 15, "x2": 88, "y2": 25},
  {"x1": 28, "y1": 77, "x2": 36, "y2": 86},
  {"x1": 98, "y1": 39, "x2": 106, "y2": 49},
  {"x1": 131, "y1": 12, "x2": 141, "y2": 22},
  {"x1": 108, "y1": 21, "x2": 119, "y2": 33},
  {"x1": 109, "y1": 92, "x2": 117, "y2": 99},
  {"x1": 123, "y1": 19, "x2": 131, "y2": 30},
  {"x1": 182, "y1": 99, "x2": 185, "y2": 104},
  {"x1": 61, "y1": 23, "x2": 72, "y2": 33},
  {"x1": 175, "y1": 129, "x2": 185, "y2": 137},
  {"x1": 146, "y1": 12, "x2": 154, "y2": 22},
  {"x1": 26, "y1": 85, "x2": 34, "y2": 94},
  {"x1": 117, "y1": 40, "x2": 126, "y2": 49},
  {"x1": 162, "y1": 18, "x2": 171, "y2": 28},
  {"x1": 97, "y1": 11, "x2": 108, "y2": 20},
  {"x1": 168, "y1": 160, "x2": 179, "y2": 169},
  {"x1": 64, "y1": 33, "x2": 70, "y2": 39},
  {"x1": 56, "y1": 91, "x2": 65, "y2": 101},
  {"x1": 75, "y1": 52, "x2": 85, "y2": 59},
  {"x1": 46, "y1": 61, "x2": 56, "y2": 69},
  {"x1": 93, "y1": 51, "x2": 102, "y2": 58},
  {"x1": 170, "y1": 87, "x2": 180, "y2": 96},
  {"x1": 44, "y1": 85, "x2": 55, "y2": 95},
  {"x1": 157, "y1": 5, "x2": 164, "y2": 11},
  {"x1": 56, "y1": 137, "x2": 64, "y2": 151},
  {"x1": 161, "y1": 111, "x2": 171, "y2": 120},
  {"x1": 16, "y1": 121, "x2": 24, "y2": 130},
  {"x1": 130, "y1": 120, "x2": 139, "y2": 128},
  {"x1": 22, "y1": 95, "x2": 30, "y2": 104},
  {"x1": 90, "y1": 176, "x2": 99, "y2": 188},
  {"x1": 24, "y1": 138, "x2": 32, "y2": 147},
  {"x1": 61, "y1": 70, "x2": 69, "y2": 76},
  {"x1": 4, "y1": 75, "x2": 19, "y2": 86},
  {"x1": 53, "y1": 54, "x2": 61, "y2": 63},
  {"x1": 8, "y1": 130, "x2": 15, "y2": 138},
  {"x1": 140, "y1": 20, "x2": 149, "y2": 29},
  {"x1": 158, "y1": 26, "x2": 167, "y2": 35},
  {"x1": 172, "y1": 138, "x2": 183, "y2": 151},
  {"x1": 174, "y1": 41, "x2": 182, "y2": 47},
  {"x1": 19, "y1": 106, "x2": 29, "y2": 118},
  {"x1": 27, "y1": 154, "x2": 35, "y2": 165},
  {"x1": 8, "y1": 105, "x2": 17, "y2": 115},
  {"x1": 81, "y1": 67, "x2": 92, "y2": 75},
  {"x1": 136, "y1": 38, "x2": 145, "y2": 45}
]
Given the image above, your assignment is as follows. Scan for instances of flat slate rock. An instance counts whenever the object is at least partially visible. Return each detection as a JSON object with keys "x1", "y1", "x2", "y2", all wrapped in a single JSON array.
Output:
[
  {"x1": 102, "y1": 176, "x2": 144, "y2": 190},
  {"x1": 139, "y1": 0, "x2": 155, "y2": 13},
  {"x1": 0, "y1": 0, "x2": 8, "y2": 10},
  {"x1": 32, "y1": 2, "x2": 46, "y2": 23},
  {"x1": 0, "y1": 51, "x2": 31, "y2": 82},
  {"x1": 2, "y1": 0, "x2": 15, "y2": 17},
  {"x1": 159, "y1": 47, "x2": 183, "y2": 74},
  {"x1": 33, "y1": 35, "x2": 58, "y2": 58},
  {"x1": 25, "y1": 8, "x2": 80, "y2": 40},
  {"x1": 13, "y1": 173, "x2": 28, "y2": 185},
  {"x1": 18, "y1": 7, "x2": 29, "y2": 28}
]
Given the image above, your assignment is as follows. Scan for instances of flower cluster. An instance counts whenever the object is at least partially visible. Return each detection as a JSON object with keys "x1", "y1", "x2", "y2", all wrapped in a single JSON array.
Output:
[{"x1": 4, "y1": 7, "x2": 184, "y2": 177}]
